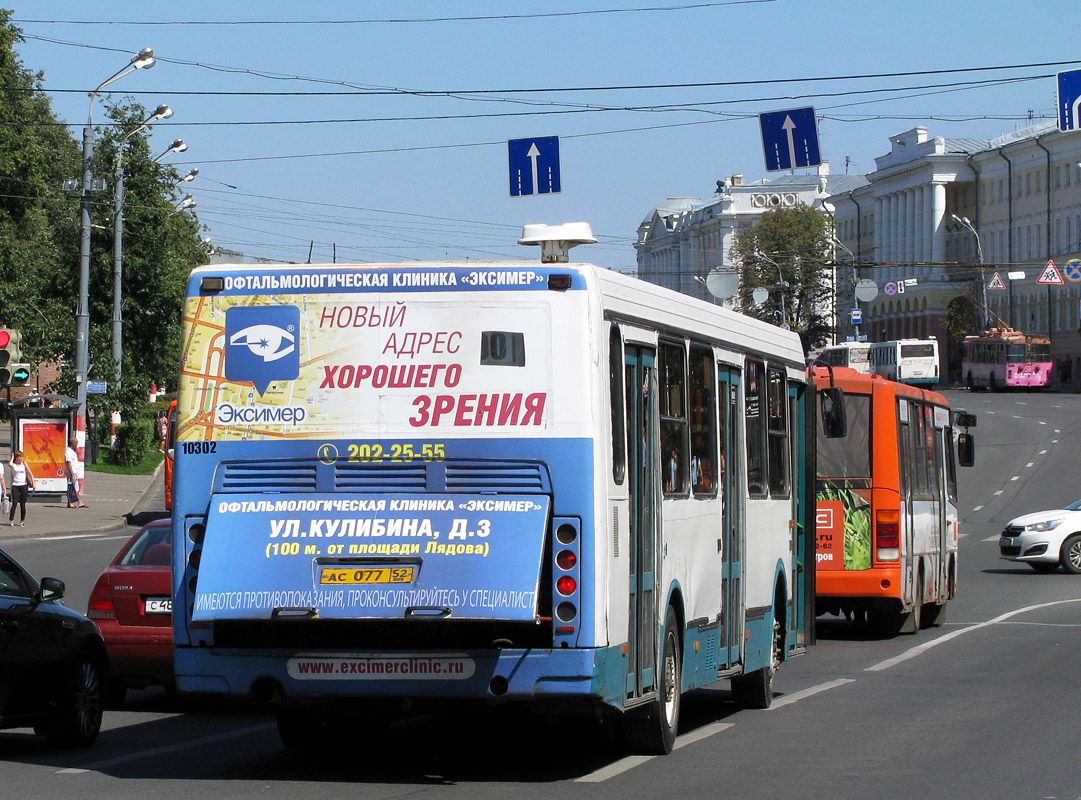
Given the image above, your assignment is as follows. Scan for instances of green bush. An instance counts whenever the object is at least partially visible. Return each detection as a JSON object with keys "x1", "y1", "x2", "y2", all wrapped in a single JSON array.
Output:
[{"x1": 114, "y1": 416, "x2": 154, "y2": 466}]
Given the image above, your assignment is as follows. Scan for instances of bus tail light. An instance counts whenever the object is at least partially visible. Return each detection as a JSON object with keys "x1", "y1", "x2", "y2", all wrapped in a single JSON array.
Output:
[
  {"x1": 87, "y1": 577, "x2": 117, "y2": 620},
  {"x1": 556, "y1": 575, "x2": 577, "y2": 596},
  {"x1": 876, "y1": 509, "x2": 900, "y2": 561}
]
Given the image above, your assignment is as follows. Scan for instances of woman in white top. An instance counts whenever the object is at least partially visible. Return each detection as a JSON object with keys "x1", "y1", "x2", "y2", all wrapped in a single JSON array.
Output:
[{"x1": 8, "y1": 449, "x2": 35, "y2": 527}]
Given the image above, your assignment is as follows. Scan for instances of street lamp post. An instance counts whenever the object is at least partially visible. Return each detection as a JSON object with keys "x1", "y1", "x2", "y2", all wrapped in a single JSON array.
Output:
[
  {"x1": 77, "y1": 47, "x2": 154, "y2": 437},
  {"x1": 756, "y1": 250, "x2": 787, "y2": 326},
  {"x1": 952, "y1": 214, "x2": 987, "y2": 329},
  {"x1": 112, "y1": 103, "x2": 173, "y2": 386},
  {"x1": 831, "y1": 236, "x2": 859, "y2": 340}
]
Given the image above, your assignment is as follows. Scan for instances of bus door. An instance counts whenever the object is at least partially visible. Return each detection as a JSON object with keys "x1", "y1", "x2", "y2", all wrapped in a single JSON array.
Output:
[
  {"x1": 933, "y1": 422, "x2": 949, "y2": 602},
  {"x1": 625, "y1": 345, "x2": 658, "y2": 699},
  {"x1": 898, "y1": 400, "x2": 916, "y2": 604},
  {"x1": 718, "y1": 366, "x2": 744, "y2": 668}
]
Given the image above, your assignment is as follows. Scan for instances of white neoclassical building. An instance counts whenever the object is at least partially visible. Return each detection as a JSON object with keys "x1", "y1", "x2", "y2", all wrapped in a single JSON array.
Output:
[
  {"x1": 830, "y1": 122, "x2": 1081, "y2": 382},
  {"x1": 635, "y1": 164, "x2": 867, "y2": 305},
  {"x1": 637, "y1": 121, "x2": 1081, "y2": 381}
]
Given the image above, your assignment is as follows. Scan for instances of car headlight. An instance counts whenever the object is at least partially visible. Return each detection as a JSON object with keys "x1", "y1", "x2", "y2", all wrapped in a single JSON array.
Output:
[{"x1": 1025, "y1": 519, "x2": 1063, "y2": 532}]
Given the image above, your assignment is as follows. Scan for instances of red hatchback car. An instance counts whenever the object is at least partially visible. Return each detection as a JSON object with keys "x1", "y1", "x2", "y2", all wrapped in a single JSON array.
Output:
[{"x1": 88, "y1": 519, "x2": 173, "y2": 704}]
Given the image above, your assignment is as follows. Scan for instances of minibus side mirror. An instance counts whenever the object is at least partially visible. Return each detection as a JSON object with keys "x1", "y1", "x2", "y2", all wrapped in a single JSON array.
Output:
[
  {"x1": 820, "y1": 387, "x2": 847, "y2": 439},
  {"x1": 957, "y1": 432, "x2": 975, "y2": 467}
]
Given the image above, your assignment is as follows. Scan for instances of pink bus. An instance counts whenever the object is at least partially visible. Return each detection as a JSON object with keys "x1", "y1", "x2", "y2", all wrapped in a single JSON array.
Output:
[{"x1": 961, "y1": 328, "x2": 1051, "y2": 391}]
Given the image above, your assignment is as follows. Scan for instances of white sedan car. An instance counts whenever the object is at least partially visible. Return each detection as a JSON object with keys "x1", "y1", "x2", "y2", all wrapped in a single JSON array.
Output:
[{"x1": 1000, "y1": 498, "x2": 1081, "y2": 573}]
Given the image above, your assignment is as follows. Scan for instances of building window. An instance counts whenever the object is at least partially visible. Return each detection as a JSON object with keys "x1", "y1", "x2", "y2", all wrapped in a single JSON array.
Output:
[
  {"x1": 1026, "y1": 173, "x2": 1031, "y2": 196},
  {"x1": 998, "y1": 180, "x2": 1004, "y2": 202},
  {"x1": 1056, "y1": 166, "x2": 1062, "y2": 188},
  {"x1": 1035, "y1": 172, "x2": 1041, "y2": 194}
]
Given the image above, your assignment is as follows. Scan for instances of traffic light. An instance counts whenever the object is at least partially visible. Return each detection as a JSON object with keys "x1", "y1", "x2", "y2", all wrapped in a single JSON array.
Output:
[
  {"x1": 0, "y1": 328, "x2": 22, "y2": 386},
  {"x1": 8, "y1": 364, "x2": 31, "y2": 387}
]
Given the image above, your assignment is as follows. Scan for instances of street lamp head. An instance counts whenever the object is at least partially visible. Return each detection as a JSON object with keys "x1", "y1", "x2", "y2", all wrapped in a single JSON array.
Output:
[
  {"x1": 180, "y1": 167, "x2": 199, "y2": 183},
  {"x1": 152, "y1": 104, "x2": 174, "y2": 121},
  {"x1": 132, "y1": 47, "x2": 155, "y2": 69}
]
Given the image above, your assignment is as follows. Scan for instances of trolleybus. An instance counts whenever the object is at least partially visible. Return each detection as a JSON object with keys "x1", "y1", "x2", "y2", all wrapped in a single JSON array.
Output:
[
  {"x1": 170, "y1": 224, "x2": 835, "y2": 754},
  {"x1": 814, "y1": 369, "x2": 974, "y2": 633},
  {"x1": 961, "y1": 327, "x2": 1052, "y2": 391}
]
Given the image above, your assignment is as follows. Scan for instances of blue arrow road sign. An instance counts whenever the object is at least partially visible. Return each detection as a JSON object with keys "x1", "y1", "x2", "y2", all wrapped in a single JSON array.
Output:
[
  {"x1": 509, "y1": 136, "x2": 561, "y2": 197},
  {"x1": 759, "y1": 106, "x2": 821, "y2": 172},
  {"x1": 1058, "y1": 69, "x2": 1081, "y2": 132}
]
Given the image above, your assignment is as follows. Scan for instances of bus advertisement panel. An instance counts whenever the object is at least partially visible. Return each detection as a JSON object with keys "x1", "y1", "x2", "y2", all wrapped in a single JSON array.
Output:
[{"x1": 172, "y1": 254, "x2": 814, "y2": 754}]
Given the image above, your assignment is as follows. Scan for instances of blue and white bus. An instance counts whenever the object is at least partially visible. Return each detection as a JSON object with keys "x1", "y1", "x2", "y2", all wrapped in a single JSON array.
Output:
[{"x1": 171, "y1": 225, "x2": 821, "y2": 754}]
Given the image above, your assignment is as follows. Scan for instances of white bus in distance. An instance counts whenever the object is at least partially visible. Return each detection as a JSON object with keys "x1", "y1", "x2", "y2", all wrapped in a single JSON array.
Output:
[
  {"x1": 816, "y1": 341, "x2": 871, "y2": 375},
  {"x1": 869, "y1": 338, "x2": 940, "y2": 386}
]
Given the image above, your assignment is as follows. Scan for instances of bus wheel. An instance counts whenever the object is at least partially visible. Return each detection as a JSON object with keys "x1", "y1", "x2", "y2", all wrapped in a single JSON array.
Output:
[
  {"x1": 966, "y1": 372, "x2": 981, "y2": 392},
  {"x1": 731, "y1": 615, "x2": 782, "y2": 710},
  {"x1": 922, "y1": 599, "x2": 946, "y2": 627},
  {"x1": 623, "y1": 606, "x2": 681, "y2": 755},
  {"x1": 905, "y1": 578, "x2": 923, "y2": 633}
]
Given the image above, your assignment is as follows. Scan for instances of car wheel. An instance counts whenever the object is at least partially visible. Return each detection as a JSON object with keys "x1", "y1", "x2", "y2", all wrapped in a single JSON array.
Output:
[
  {"x1": 1060, "y1": 534, "x2": 1081, "y2": 575},
  {"x1": 1029, "y1": 562, "x2": 1059, "y2": 574},
  {"x1": 47, "y1": 653, "x2": 105, "y2": 747}
]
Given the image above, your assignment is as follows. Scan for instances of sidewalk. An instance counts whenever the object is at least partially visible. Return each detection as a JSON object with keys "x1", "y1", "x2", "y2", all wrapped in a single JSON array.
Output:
[{"x1": 0, "y1": 463, "x2": 166, "y2": 538}]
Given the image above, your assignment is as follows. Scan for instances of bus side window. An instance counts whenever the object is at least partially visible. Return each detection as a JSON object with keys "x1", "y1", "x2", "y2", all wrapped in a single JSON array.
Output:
[
  {"x1": 659, "y1": 342, "x2": 688, "y2": 496},
  {"x1": 766, "y1": 365, "x2": 789, "y2": 496},
  {"x1": 745, "y1": 360, "x2": 765, "y2": 496},
  {"x1": 688, "y1": 345, "x2": 717, "y2": 495},
  {"x1": 609, "y1": 325, "x2": 626, "y2": 485}
]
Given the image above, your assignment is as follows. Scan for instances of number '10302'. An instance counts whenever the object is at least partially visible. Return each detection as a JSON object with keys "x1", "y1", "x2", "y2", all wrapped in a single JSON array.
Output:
[{"x1": 181, "y1": 441, "x2": 217, "y2": 455}]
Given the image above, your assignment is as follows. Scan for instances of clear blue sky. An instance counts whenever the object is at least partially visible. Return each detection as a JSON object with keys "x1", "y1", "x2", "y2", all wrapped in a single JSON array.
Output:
[{"x1": 11, "y1": 1, "x2": 1080, "y2": 271}]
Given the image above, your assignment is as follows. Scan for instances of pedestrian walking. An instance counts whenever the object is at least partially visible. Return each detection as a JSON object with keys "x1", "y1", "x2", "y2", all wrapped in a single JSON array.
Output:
[
  {"x1": 8, "y1": 450, "x2": 35, "y2": 527},
  {"x1": 65, "y1": 436, "x2": 87, "y2": 508},
  {"x1": 156, "y1": 411, "x2": 169, "y2": 453}
]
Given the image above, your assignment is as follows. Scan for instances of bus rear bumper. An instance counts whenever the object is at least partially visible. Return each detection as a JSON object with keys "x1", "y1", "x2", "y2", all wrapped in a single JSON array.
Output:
[{"x1": 175, "y1": 645, "x2": 622, "y2": 715}]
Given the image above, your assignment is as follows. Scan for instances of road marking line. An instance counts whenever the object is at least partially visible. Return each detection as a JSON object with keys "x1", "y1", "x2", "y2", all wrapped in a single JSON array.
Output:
[
  {"x1": 57, "y1": 722, "x2": 276, "y2": 774},
  {"x1": 982, "y1": 534, "x2": 1000, "y2": 542},
  {"x1": 1039, "y1": 449, "x2": 1048, "y2": 455},
  {"x1": 865, "y1": 598, "x2": 1081, "y2": 673},
  {"x1": 1010, "y1": 476, "x2": 1019, "y2": 481},
  {"x1": 674, "y1": 721, "x2": 735, "y2": 748},
  {"x1": 1038, "y1": 421, "x2": 1047, "y2": 425},
  {"x1": 766, "y1": 678, "x2": 855, "y2": 711},
  {"x1": 576, "y1": 721, "x2": 735, "y2": 782},
  {"x1": 973, "y1": 505, "x2": 984, "y2": 512},
  {"x1": 1025, "y1": 462, "x2": 1034, "y2": 468},
  {"x1": 994, "y1": 490, "x2": 1004, "y2": 496},
  {"x1": 577, "y1": 756, "x2": 654, "y2": 783}
]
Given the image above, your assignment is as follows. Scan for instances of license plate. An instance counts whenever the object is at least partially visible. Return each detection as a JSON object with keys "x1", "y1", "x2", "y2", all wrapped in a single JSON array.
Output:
[
  {"x1": 144, "y1": 597, "x2": 172, "y2": 614},
  {"x1": 999, "y1": 537, "x2": 1013, "y2": 547},
  {"x1": 320, "y1": 566, "x2": 416, "y2": 585}
]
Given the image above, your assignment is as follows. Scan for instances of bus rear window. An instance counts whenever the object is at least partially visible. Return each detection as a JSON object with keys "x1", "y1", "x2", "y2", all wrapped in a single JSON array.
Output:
[
  {"x1": 817, "y1": 394, "x2": 870, "y2": 481},
  {"x1": 900, "y1": 344, "x2": 935, "y2": 358}
]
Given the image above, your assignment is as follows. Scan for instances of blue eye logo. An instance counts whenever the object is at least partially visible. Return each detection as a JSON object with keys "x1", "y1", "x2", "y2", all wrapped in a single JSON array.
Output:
[
  {"x1": 229, "y1": 324, "x2": 295, "y2": 363},
  {"x1": 225, "y1": 306, "x2": 300, "y2": 394}
]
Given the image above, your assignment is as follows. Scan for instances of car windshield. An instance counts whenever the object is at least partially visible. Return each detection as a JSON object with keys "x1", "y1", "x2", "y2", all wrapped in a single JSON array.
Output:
[
  {"x1": 119, "y1": 524, "x2": 172, "y2": 567},
  {"x1": 1066, "y1": 498, "x2": 1081, "y2": 512}
]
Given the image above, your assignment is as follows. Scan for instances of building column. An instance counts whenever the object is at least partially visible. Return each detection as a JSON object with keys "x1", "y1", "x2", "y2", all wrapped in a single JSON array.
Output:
[
  {"x1": 930, "y1": 182, "x2": 947, "y2": 264},
  {"x1": 874, "y1": 196, "x2": 885, "y2": 266},
  {"x1": 905, "y1": 189, "x2": 916, "y2": 275}
]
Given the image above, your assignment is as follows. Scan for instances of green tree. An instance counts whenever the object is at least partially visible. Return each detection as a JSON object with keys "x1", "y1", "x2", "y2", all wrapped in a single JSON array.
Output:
[
  {"x1": 0, "y1": 11, "x2": 81, "y2": 367},
  {"x1": 0, "y1": 11, "x2": 208, "y2": 422},
  {"x1": 732, "y1": 204, "x2": 834, "y2": 351}
]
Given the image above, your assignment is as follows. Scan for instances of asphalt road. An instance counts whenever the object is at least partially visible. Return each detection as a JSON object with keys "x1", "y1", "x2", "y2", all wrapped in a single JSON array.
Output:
[{"x1": 3, "y1": 388, "x2": 1080, "y2": 800}]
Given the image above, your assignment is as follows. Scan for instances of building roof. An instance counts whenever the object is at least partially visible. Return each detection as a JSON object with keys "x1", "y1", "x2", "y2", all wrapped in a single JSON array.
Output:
[{"x1": 640, "y1": 197, "x2": 701, "y2": 225}]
